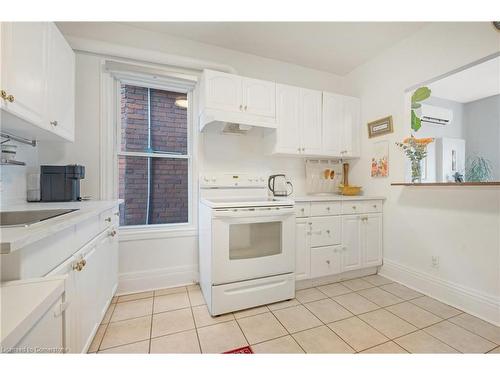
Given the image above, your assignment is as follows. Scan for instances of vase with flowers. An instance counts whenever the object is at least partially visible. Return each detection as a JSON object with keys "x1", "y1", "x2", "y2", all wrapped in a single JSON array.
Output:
[
  {"x1": 396, "y1": 136, "x2": 434, "y2": 183},
  {"x1": 396, "y1": 86, "x2": 434, "y2": 183}
]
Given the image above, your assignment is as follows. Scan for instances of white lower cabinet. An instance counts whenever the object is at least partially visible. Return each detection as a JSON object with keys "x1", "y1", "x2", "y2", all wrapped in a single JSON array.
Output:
[
  {"x1": 295, "y1": 200, "x2": 383, "y2": 281},
  {"x1": 341, "y1": 215, "x2": 363, "y2": 272},
  {"x1": 48, "y1": 226, "x2": 118, "y2": 353},
  {"x1": 310, "y1": 245, "x2": 342, "y2": 278},
  {"x1": 295, "y1": 219, "x2": 311, "y2": 281},
  {"x1": 362, "y1": 214, "x2": 383, "y2": 268}
]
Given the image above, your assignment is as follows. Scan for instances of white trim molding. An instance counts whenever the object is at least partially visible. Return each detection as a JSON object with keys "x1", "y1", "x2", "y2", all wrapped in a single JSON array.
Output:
[
  {"x1": 380, "y1": 259, "x2": 500, "y2": 326},
  {"x1": 117, "y1": 265, "x2": 199, "y2": 295},
  {"x1": 66, "y1": 36, "x2": 237, "y2": 75}
]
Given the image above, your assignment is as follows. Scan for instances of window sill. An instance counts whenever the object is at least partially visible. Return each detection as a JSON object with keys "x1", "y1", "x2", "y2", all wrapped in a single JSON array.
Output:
[{"x1": 118, "y1": 225, "x2": 198, "y2": 242}]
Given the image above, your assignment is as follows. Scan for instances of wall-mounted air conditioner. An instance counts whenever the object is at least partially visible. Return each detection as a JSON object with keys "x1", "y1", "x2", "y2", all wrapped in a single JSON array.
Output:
[{"x1": 420, "y1": 104, "x2": 453, "y2": 125}]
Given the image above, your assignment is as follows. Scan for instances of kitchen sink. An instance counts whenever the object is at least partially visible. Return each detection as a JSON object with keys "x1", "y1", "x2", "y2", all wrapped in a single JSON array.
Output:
[{"x1": 0, "y1": 209, "x2": 79, "y2": 227}]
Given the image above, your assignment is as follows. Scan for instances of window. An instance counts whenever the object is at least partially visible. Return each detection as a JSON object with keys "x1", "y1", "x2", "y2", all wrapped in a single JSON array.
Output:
[{"x1": 117, "y1": 84, "x2": 190, "y2": 227}]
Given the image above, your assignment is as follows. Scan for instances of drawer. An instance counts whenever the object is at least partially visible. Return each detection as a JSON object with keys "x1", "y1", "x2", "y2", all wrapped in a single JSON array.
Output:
[
  {"x1": 310, "y1": 246, "x2": 342, "y2": 278},
  {"x1": 364, "y1": 200, "x2": 383, "y2": 213},
  {"x1": 310, "y1": 201, "x2": 341, "y2": 216},
  {"x1": 210, "y1": 273, "x2": 295, "y2": 316},
  {"x1": 341, "y1": 201, "x2": 365, "y2": 215},
  {"x1": 309, "y1": 216, "x2": 341, "y2": 247},
  {"x1": 295, "y1": 202, "x2": 310, "y2": 218}
]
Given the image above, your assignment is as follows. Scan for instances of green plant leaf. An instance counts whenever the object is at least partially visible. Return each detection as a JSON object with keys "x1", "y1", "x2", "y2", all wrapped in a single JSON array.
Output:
[
  {"x1": 411, "y1": 103, "x2": 421, "y2": 109},
  {"x1": 411, "y1": 86, "x2": 431, "y2": 103},
  {"x1": 411, "y1": 109, "x2": 421, "y2": 132}
]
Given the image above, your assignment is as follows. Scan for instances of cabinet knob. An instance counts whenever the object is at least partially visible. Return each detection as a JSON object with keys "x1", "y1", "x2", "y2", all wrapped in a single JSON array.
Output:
[
  {"x1": 352, "y1": 206, "x2": 357, "y2": 210},
  {"x1": 105, "y1": 217, "x2": 112, "y2": 222},
  {"x1": 301, "y1": 147, "x2": 305, "y2": 152},
  {"x1": 109, "y1": 229, "x2": 117, "y2": 237},
  {"x1": 244, "y1": 105, "x2": 247, "y2": 111},
  {"x1": 50, "y1": 120, "x2": 58, "y2": 126},
  {"x1": 326, "y1": 260, "x2": 330, "y2": 265},
  {"x1": 326, "y1": 206, "x2": 330, "y2": 210},
  {"x1": 326, "y1": 229, "x2": 330, "y2": 234},
  {"x1": 239, "y1": 104, "x2": 243, "y2": 111},
  {"x1": 114, "y1": 212, "x2": 120, "y2": 216},
  {"x1": 373, "y1": 205, "x2": 377, "y2": 208},
  {"x1": 1, "y1": 90, "x2": 15, "y2": 103},
  {"x1": 300, "y1": 208, "x2": 304, "y2": 212}
]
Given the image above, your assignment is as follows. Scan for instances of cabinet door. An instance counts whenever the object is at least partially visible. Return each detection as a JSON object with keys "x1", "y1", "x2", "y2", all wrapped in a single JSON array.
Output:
[
  {"x1": 275, "y1": 84, "x2": 301, "y2": 154},
  {"x1": 342, "y1": 96, "x2": 361, "y2": 157},
  {"x1": 322, "y1": 92, "x2": 343, "y2": 156},
  {"x1": 300, "y1": 88, "x2": 322, "y2": 154},
  {"x1": 203, "y1": 70, "x2": 242, "y2": 113},
  {"x1": 362, "y1": 214, "x2": 383, "y2": 268},
  {"x1": 1, "y1": 22, "x2": 48, "y2": 126},
  {"x1": 341, "y1": 215, "x2": 362, "y2": 272},
  {"x1": 295, "y1": 220, "x2": 311, "y2": 281},
  {"x1": 46, "y1": 23, "x2": 75, "y2": 141},
  {"x1": 242, "y1": 77, "x2": 275, "y2": 117}
]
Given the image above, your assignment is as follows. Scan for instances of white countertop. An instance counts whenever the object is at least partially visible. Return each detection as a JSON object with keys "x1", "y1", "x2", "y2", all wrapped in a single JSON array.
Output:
[
  {"x1": 1, "y1": 276, "x2": 65, "y2": 350},
  {"x1": 294, "y1": 194, "x2": 386, "y2": 202},
  {"x1": 0, "y1": 200, "x2": 123, "y2": 253}
]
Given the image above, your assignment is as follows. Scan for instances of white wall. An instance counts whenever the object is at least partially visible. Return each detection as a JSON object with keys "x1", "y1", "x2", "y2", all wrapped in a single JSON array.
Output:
[
  {"x1": 344, "y1": 22, "x2": 500, "y2": 323},
  {"x1": 39, "y1": 22, "x2": 347, "y2": 294},
  {"x1": 464, "y1": 94, "x2": 500, "y2": 180}
]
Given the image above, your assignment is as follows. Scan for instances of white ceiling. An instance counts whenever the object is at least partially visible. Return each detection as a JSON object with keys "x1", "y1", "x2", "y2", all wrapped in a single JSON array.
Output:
[
  {"x1": 124, "y1": 22, "x2": 427, "y2": 75},
  {"x1": 429, "y1": 56, "x2": 500, "y2": 103}
]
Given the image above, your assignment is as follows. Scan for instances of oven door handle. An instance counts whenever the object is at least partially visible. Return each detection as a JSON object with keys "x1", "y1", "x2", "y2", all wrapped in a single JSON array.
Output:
[{"x1": 213, "y1": 206, "x2": 296, "y2": 218}]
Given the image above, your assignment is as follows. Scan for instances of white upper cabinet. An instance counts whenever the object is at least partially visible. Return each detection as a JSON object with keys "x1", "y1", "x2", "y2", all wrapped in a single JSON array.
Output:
[
  {"x1": 300, "y1": 88, "x2": 322, "y2": 155},
  {"x1": 275, "y1": 84, "x2": 301, "y2": 154},
  {"x1": 46, "y1": 23, "x2": 75, "y2": 141},
  {"x1": 203, "y1": 70, "x2": 242, "y2": 113},
  {"x1": 273, "y1": 85, "x2": 322, "y2": 156},
  {"x1": 321, "y1": 92, "x2": 361, "y2": 158},
  {"x1": 1, "y1": 22, "x2": 48, "y2": 127},
  {"x1": 341, "y1": 96, "x2": 361, "y2": 157},
  {"x1": 199, "y1": 69, "x2": 276, "y2": 130},
  {"x1": 241, "y1": 77, "x2": 275, "y2": 117},
  {"x1": 322, "y1": 92, "x2": 343, "y2": 156},
  {"x1": 1, "y1": 22, "x2": 75, "y2": 142}
]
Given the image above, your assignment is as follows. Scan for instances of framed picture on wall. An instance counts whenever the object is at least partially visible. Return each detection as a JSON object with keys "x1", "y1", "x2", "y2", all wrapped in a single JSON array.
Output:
[
  {"x1": 371, "y1": 141, "x2": 389, "y2": 177},
  {"x1": 367, "y1": 115, "x2": 394, "y2": 138}
]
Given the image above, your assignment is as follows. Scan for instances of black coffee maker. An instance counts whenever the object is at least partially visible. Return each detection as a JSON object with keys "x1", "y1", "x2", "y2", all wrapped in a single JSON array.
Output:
[{"x1": 40, "y1": 165, "x2": 85, "y2": 202}]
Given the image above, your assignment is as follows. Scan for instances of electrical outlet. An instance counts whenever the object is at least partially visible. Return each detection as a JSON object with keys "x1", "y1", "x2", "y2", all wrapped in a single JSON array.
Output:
[{"x1": 431, "y1": 256, "x2": 440, "y2": 269}]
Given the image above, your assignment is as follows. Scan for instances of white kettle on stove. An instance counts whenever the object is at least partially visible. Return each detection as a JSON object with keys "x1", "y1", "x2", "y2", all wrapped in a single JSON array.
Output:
[{"x1": 268, "y1": 174, "x2": 293, "y2": 197}]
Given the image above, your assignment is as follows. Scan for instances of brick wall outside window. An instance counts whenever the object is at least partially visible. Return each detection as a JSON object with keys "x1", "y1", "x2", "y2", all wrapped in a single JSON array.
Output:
[{"x1": 119, "y1": 84, "x2": 189, "y2": 226}]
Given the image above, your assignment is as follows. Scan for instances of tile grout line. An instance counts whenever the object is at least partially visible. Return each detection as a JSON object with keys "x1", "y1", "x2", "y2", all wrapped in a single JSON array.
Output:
[{"x1": 187, "y1": 288, "x2": 203, "y2": 354}]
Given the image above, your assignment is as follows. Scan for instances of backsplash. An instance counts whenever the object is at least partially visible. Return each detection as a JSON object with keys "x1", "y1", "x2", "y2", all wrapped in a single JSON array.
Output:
[{"x1": 0, "y1": 141, "x2": 39, "y2": 206}]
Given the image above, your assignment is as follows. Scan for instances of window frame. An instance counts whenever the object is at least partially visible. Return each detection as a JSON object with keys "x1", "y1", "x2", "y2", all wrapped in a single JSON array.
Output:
[{"x1": 113, "y1": 78, "x2": 195, "y2": 231}]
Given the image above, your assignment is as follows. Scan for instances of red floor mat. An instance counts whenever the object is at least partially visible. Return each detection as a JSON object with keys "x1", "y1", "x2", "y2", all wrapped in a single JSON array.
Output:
[{"x1": 223, "y1": 346, "x2": 254, "y2": 354}]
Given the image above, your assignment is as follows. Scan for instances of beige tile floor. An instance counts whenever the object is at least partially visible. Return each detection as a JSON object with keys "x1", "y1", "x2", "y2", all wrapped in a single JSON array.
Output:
[{"x1": 88, "y1": 275, "x2": 500, "y2": 354}]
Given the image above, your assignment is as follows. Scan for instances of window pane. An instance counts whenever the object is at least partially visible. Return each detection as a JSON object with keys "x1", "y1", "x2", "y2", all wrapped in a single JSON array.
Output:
[
  {"x1": 120, "y1": 84, "x2": 188, "y2": 154},
  {"x1": 118, "y1": 156, "x2": 189, "y2": 226},
  {"x1": 150, "y1": 89, "x2": 188, "y2": 154}
]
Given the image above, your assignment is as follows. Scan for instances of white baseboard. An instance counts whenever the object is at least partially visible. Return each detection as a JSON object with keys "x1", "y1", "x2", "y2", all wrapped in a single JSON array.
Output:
[
  {"x1": 117, "y1": 265, "x2": 199, "y2": 295},
  {"x1": 380, "y1": 259, "x2": 500, "y2": 326}
]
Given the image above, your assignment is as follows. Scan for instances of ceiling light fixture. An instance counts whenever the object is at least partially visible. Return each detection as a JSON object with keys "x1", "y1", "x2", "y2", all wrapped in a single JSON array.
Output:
[{"x1": 175, "y1": 96, "x2": 188, "y2": 109}]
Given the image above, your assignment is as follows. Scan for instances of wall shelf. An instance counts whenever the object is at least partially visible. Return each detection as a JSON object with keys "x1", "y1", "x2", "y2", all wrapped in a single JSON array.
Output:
[{"x1": 391, "y1": 182, "x2": 500, "y2": 186}]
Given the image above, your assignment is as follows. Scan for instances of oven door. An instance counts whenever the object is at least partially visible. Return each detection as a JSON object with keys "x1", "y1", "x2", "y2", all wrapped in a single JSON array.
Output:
[{"x1": 211, "y1": 206, "x2": 296, "y2": 285}]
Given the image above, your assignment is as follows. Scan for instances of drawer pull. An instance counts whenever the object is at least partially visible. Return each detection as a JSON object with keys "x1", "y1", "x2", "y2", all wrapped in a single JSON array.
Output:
[
  {"x1": 352, "y1": 206, "x2": 357, "y2": 210},
  {"x1": 326, "y1": 229, "x2": 331, "y2": 234},
  {"x1": 105, "y1": 217, "x2": 112, "y2": 222},
  {"x1": 326, "y1": 260, "x2": 330, "y2": 265},
  {"x1": 114, "y1": 212, "x2": 120, "y2": 216},
  {"x1": 373, "y1": 205, "x2": 377, "y2": 209},
  {"x1": 326, "y1": 207, "x2": 331, "y2": 210},
  {"x1": 109, "y1": 229, "x2": 117, "y2": 237},
  {"x1": 300, "y1": 208, "x2": 304, "y2": 211}
]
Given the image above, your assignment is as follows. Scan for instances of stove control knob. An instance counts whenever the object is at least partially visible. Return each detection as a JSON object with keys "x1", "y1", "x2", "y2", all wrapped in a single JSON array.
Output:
[{"x1": 203, "y1": 177, "x2": 209, "y2": 182}]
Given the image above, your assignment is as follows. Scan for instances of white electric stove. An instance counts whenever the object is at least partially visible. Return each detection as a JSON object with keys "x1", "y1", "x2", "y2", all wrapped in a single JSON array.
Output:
[{"x1": 199, "y1": 173, "x2": 296, "y2": 316}]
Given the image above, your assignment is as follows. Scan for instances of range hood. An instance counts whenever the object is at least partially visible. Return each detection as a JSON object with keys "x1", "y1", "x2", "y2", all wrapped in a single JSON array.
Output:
[{"x1": 199, "y1": 108, "x2": 277, "y2": 133}]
